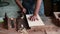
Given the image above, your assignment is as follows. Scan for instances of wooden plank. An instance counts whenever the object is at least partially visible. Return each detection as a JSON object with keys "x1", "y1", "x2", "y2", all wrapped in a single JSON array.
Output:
[
  {"x1": 54, "y1": 12, "x2": 60, "y2": 19},
  {"x1": 26, "y1": 14, "x2": 45, "y2": 27}
]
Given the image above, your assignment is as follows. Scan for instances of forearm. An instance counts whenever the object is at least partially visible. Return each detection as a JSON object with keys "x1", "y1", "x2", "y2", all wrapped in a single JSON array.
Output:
[
  {"x1": 34, "y1": 0, "x2": 42, "y2": 15},
  {"x1": 16, "y1": 0, "x2": 24, "y2": 9}
]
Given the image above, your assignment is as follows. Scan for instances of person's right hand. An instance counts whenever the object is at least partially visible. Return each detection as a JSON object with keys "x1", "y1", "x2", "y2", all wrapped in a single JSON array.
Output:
[{"x1": 21, "y1": 8, "x2": 26, "y2": 13}]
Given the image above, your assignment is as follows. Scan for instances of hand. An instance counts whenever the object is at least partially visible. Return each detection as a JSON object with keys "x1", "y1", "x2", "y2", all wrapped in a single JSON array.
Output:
[
  {"x1": 21, "y1": 8, "x2": 26, "y2": 13},
  {"x1": 29, "y1": 14, "x2": 38, "y2": 21}
]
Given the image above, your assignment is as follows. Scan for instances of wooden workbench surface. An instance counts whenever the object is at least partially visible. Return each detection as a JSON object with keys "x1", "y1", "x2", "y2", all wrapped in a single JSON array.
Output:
[
  {"x1": 0, "y1": 15, "x2": 60, "y2": 34},
  {"x1": 0, "y1": 25, "x2": 60, "y2": 34}
]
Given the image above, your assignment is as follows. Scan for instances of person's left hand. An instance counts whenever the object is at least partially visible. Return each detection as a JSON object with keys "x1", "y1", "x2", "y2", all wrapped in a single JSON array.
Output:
[{"x1": 29, "y1": 14, "x2": 38, "y2": 21}]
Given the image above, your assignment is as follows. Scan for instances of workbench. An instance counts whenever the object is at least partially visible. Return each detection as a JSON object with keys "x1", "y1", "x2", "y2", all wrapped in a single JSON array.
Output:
[{"x1": 0, "y1": 14, "x2": 60, "y2": 34}]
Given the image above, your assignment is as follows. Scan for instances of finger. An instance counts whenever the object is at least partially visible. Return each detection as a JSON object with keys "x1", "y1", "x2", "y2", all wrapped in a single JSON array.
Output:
[
  {"x1": 31, "y1": 17, "x2": 33, "y2": 21},
  {"x1": 31, "y1": 17, "x2": 34, "y2": 21},
  {"x1": 29, "y1": 16, "x2": 32, "y2": 20},
  {"x1": 32, "y1": 18, "x2": 34, "y2": 21},
  {"x1": 32, "y1": 17, "x2": 36, "y2": 21},
  {"x1": 36, "y1": 18, "x2": 39, "y2": 20},
  {"x1": 22, "y1": 10, "x2": 26, "y2": 13},
  {"x1": 33, "y1": 18, "x2": 35, "y2": 21},
  {"x1": 23, "y1": 11, "x2": 26, "y2": 14},
  {"x1": 28, "y1": 17, "x2": 30, "y2": 20},
  {"x1": 24, "y1": 11, "x2": 26, "y2": 13}
]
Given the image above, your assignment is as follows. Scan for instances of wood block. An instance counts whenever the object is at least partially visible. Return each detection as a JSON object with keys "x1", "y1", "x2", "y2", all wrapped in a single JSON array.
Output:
[
  {"x1": 26, "y1": 14, "x2": 45, "y2": 27},
  {"x1": 54, "y1": 12, "x2": 60, "y2": 20},
  {"x1": 53, "y1": 12, "x2": 60, "y2": 26}
]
